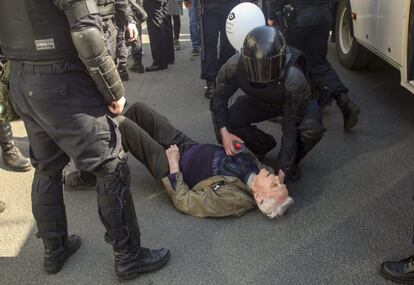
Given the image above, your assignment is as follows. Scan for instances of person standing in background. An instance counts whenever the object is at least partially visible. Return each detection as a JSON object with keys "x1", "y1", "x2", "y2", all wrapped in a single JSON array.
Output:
[
  {"x1": 184, "y1": 0, "x2": 200, "y2": 57},
  {"x1": 144, "y1": 0, "x2": 174, "y2": 71},
  {"x1": 166, "y1": 0, "x2": 183, "y2": 50}
]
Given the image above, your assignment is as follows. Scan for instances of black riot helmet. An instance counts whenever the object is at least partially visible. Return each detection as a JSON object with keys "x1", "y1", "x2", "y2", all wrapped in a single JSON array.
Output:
[{"x1": 241, "y1": 25, "x2": 287, "y2": 83}]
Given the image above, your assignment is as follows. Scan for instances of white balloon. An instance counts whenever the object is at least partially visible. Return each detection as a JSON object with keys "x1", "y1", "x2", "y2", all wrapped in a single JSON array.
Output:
[{"x1": 225, "y1": 3, "x2": 266, "y2": 52}]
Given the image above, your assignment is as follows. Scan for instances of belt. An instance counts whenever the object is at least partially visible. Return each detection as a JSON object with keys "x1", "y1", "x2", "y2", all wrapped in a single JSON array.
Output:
[{"x1": 12, "y1": 60, "x2": 84, "y2": 74}]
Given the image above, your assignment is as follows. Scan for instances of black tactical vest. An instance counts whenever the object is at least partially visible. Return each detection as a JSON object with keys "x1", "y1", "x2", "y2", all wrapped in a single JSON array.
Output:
[
  {"x1": 0, "y1": 0, "x2": 77, "y2": 61},
  {"x1": 236, "y1": 47, "x2": 307, "y2": 105}
]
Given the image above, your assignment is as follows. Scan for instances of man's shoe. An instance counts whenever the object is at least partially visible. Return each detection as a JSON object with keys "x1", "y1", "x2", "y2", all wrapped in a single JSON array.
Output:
[
  {"x1": 115, "y1": 247, "x2": 170, "y2": 280},
  {"x1": 204, "y1": 80, "x2": 216, "y2": 99},
  {"x1": 1, "y1": 143, "x2": 31, "y2": 172},
  {"x1": 380, "y1": 255, "x2": 414, "y2": 284},
  {"x1": 335, "y1": 93, "x2": 360, "y2": 132},
  {"x1": 64, "y1": 170, "x2": 97, "y2": 191},
  {"x1": 43, "y1": 235, "x2": 81, "y2": 275},
  {"x1": 191, "y1": 47, "x2": 200, "y2": 57},
  {"x1": 129, "y1": 60, "x2": 145, "y2": 73},
  {"x1": 174, "y1": 39, "x2": 181, "y2": 50},
  {"x1": 118, "y1": 69, "x2": 129, "y2": 81},
  {"x1": 145, "y1": 65, "x2": 168, "y2": 72},
  {"x1": 0, "y1": 200, "x2": 5, "y2": 213}
]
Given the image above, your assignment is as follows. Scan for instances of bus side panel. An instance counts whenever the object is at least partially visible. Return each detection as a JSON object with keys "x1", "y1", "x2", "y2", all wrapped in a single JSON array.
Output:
[
  {"x1": 378, "y1": 0, "x2": 404, "y2": 66},
  {"x1": 350, "y1": 0, "x2": 379, "y2": 48}
]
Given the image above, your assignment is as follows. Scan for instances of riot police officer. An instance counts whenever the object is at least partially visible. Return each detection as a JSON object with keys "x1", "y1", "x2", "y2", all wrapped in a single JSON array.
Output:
[
  {"x1": 211, "y1": 25, "x2": 325, "y2": 181},
  {"x1": 0, "y1": 0, "x2": 169, "y2": 280},
  {"x1": 266, "y1": 0, "x2": 360, "y2": 132},
  {"x1": 97, "y1": 0, "x2": 138, "y2": 79}
]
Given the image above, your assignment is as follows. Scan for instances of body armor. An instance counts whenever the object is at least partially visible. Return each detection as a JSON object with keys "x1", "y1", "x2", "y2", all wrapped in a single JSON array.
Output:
[{"x1": 0, "y1": 0, "x2": 77, "y2": 61}]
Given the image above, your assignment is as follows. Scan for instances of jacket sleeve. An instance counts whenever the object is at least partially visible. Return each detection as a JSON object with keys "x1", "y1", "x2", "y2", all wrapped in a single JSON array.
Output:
[
  {"x1": 52, "y1": 0, "x2": 102, "y2": 31},
  {"x1": 210, "y1": 55, "x2": 240, "y2": 130},
  {"x1": 161, "y1": 172, "x2": 255, "y2": 218},
  {"x1": 276, "y1": 66, "x2": 311, "y2": 172},
  {"x1": 265, "y1": 0, "x2": 286, "y2": 21}
]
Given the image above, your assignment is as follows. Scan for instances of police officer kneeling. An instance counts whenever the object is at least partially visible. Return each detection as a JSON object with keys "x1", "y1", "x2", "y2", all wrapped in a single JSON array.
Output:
[
  {"x1": 0, "y1": 0, "x2": 169, "y2": 280},
  {"x1": 211, "y1": 25, "x2": 325, "y2": 181}
]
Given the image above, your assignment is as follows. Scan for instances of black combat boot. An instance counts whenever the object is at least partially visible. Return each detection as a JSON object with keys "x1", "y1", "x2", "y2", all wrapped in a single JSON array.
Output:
[
  {"x1": 118, "y1": 68, "x2": 129, "y2": 81},
  {"x1": 1, "y1": 142, "x2": 31, "y2": 172},
  {"x1": 335, "y1": 93, "x2": 360, "y2": 132},
  {"x1": 129, "y1": 58, "x2": 145, "y2": 73},
  {"x1": 43, "y1": 234, "x2": 81, "y2": 274},
  {"x1": 204, "y1": 80, "x2": 216, "y2": 99},
  {"x1": 113, "y1": 191, "x2": 170, "y2": 280},
  {"x1": 96, "y1": 159, "x2": 170, "y2": 281},
  {"x1": 380, "y1": 255, "x2": 414, "y2": 284}
]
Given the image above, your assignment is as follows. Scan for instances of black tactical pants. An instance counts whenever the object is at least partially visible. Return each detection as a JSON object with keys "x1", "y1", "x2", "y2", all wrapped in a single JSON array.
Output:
[
  {"x1": 9, "y1": 61, "x2": 138, "y2": 250},
  {"x1": 226, "y1": 95, "x2": 324, "y2": 163},
  {"x1": 0, "y1": 122, "x2": 13, "y2": 146},
  {"x1": 286, "y1": 5, "x2": 348, "y2": 99},
  {"x1": 103, "y1": 18, "x2": 118, "y2": 60},
  {"x1": 143, "y1": 0, "x2": 174, "y2": 66},
  {"x1": 116, "y1": 25, "x2": 144, "y2": 71},
  {"x1": 200, "y1": 2, "x2": 237, "y2": 82},
  {"x1": 116, "y1": 102, "x2": 196, "y2": 180}
]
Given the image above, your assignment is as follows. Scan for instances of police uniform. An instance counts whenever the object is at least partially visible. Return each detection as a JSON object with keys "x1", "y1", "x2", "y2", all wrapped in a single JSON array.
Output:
[
  {"x1": 143, "y1": 0, "x2": 174, "y2": 71},
  {"x1": 116, "y1": 0, "x2": 146, "y2": 77},
  {"x1": 211, "y1": 26, "x2": 325, "y2": 180},
  {"x1": 0, "y1": 0, "x2": 169, "y2": 279},
  {"x1": 266, "y1": 0, "x2": 360, "y2": 131},
  {"x1": 97, "y1": 0, "x2": 133, "y2": 59},
  {"x1": 200, "y1": 0, "x2": 238, "y2": 98}
]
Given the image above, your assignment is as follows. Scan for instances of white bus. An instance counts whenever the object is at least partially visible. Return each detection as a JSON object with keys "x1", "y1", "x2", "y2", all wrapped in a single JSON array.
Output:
[{"x1": 334, "y1": 0, "x2": 414, "y2": 94}]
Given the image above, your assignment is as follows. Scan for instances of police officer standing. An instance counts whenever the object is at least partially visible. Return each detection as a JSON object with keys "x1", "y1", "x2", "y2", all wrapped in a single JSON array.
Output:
[
  {"x1": 0, "y1": 0, "x2": 169, "y2": 280},
  {"x1": 97, "y1": 0, "x2": 139, "y2": 80},
  {"x1": 211, "y1": 26, "x2": 325, "y2": 181},
  {"x1": 199, "y1": 0, "x2": 239, "y2": 98},
  {"x1": 266, "y1": 0, "x2": 360, "y2": 132}
]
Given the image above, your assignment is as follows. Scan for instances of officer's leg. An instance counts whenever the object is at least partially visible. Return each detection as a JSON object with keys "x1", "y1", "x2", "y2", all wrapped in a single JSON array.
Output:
[
  {"x1": 9, "y1": 66, "x2": 80, "y2": 274},
  {"x1": 116, "y1": 26, "x2": 129, "y2": 81},
  {"x1": 218, "y1": 7, "x2": 235, "y2": 69},
  {"x1": 129, "y1": 29, "x2": 145, "y2": 73},
  {"x1": 164, "y1": 11, "x2": 175, "y2": 64},
  {"x1": 201, "y1": 7, "x2": 220, "y2": 98},
  {"x1": 11, "y1": 65, "x2": 169, "y2": 279},
  {"x1": 143, "y1": 0, "x2": 168, "y2": 68},
  {"x1": 305, "y1": 23, "x2": 360, "y2": 131},
  {"x1": 123, "y1": 102, "x2": 197, "y2": 153},
  {"x1": 0, "y1": 122, "x2": 31, "y2": 171},
  {"x1": 16, "y1": 112, "x2": 81, "y2": 275},
  {"x1": 226, "y1": 95, "x2": 280, "y2": 157},
  {"x1": 295, "y1": 99, "x2": 326, "y2": 164}
]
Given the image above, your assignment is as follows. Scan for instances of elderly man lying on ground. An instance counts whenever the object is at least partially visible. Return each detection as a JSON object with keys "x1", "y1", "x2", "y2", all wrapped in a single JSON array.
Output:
[{"x1": 64, "y1": 102, "x2": 293, "y2": 218}]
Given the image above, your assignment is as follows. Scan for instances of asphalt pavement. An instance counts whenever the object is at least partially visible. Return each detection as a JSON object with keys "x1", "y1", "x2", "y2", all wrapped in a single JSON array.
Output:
[{"x1": 1, "y1": 14, "x2": 414, "y2": 285}]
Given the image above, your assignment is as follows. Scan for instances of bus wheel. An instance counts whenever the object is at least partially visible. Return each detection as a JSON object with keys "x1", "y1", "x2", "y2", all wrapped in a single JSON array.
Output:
[{"x1": 336, "y1": 0, "x2": 371, "y2": 70}]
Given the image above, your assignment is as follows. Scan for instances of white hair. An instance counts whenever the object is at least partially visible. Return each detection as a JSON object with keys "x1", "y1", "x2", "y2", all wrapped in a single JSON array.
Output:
[{"x1": 258, "y1": 196, "x2": 294, "y2": 219}]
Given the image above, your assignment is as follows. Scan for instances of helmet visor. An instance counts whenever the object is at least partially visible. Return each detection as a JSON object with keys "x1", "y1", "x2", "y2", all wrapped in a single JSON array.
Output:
[{"x1": 241, "y1": 52, "x2": 285, "y2": 83}]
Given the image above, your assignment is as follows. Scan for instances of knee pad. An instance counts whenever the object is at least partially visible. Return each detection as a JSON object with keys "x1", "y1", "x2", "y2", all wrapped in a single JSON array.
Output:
[{"x1": 32, "y1": 172, "x2": 67, "y2": 238}]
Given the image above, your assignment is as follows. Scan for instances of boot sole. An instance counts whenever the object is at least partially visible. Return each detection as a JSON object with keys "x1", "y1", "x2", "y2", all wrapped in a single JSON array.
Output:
[
  {"x1": 44, "y1": 238, "x2": 82, "y2": 275},
  {"x1": 379, "y1": 266, "x2": 414, "y2": 284},
  {"x1": 5, "y1": 164, "x2": 31, "y2": 172},
  {"x1": 116, "y1": 250, "x2": 171, "y2": 281}
]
